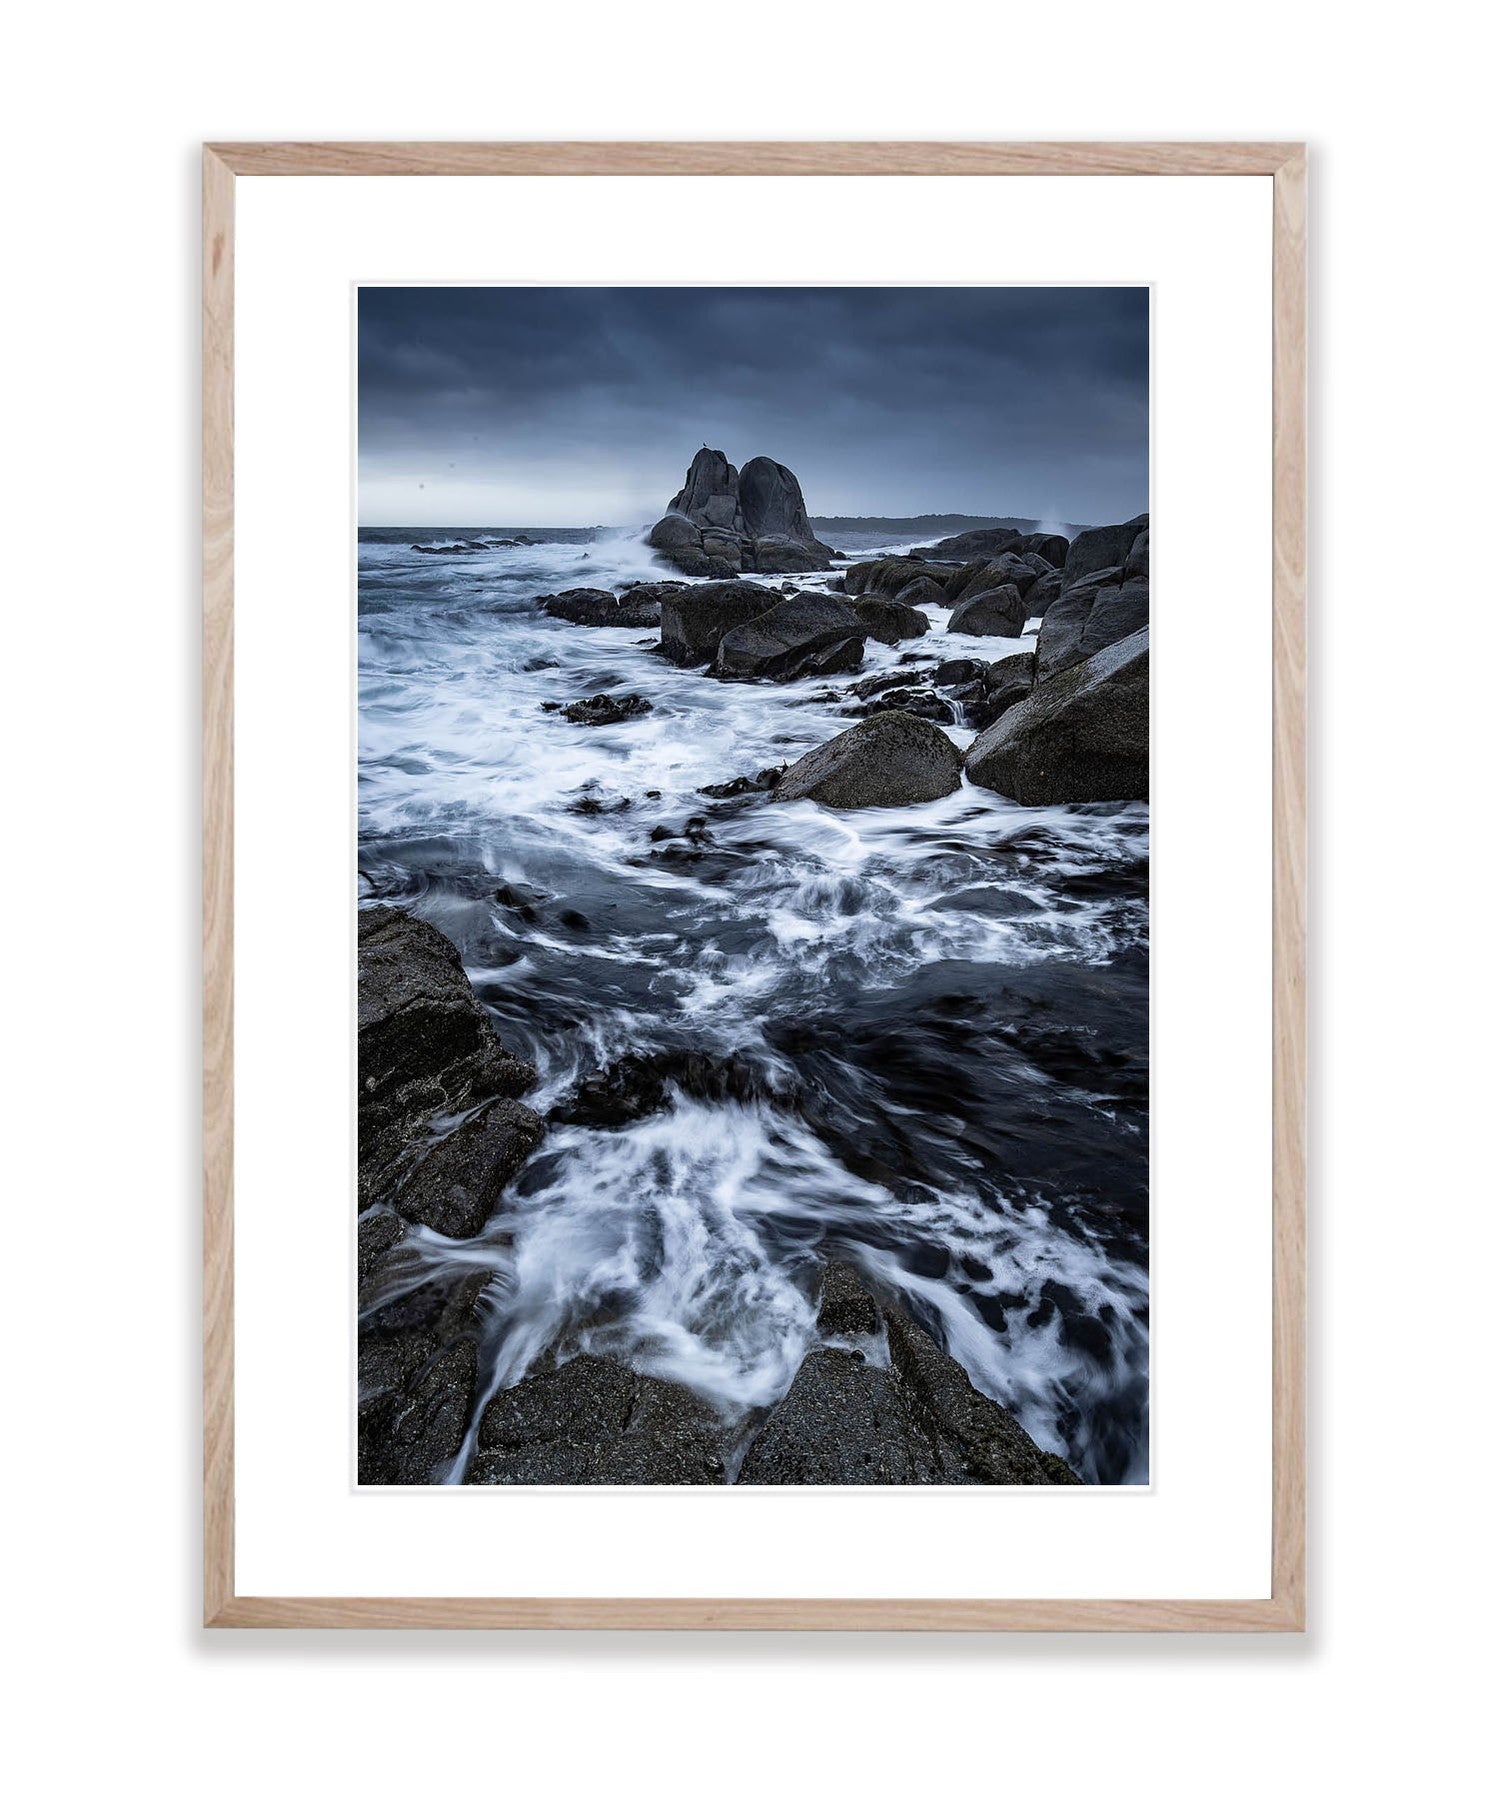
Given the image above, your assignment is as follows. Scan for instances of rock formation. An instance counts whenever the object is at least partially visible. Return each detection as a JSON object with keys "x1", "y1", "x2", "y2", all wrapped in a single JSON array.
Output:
[
  {"x1": 647, "y1": 448, "x2": 836, "y2": 576},
  {"x1": 965, "y1": 627, "x2": 1149, "y2": 804},
  {"x1": 773, "y1": 710, "x2": 963, "y2": 809}
]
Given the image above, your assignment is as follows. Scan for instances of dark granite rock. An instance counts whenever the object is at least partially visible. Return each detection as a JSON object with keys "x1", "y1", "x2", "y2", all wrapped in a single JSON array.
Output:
[
  {"x1": 1036, "y1": 564, "x2": 1149, "y2": 683},
  {"x1": 773, "y1": 710, "x2": 962, "y2": 809},
  {"x1": 357, "y1": 907, "x2": 537, "y2": 1217},
  {"x1": 648, "y1": 449, "x2": 833, "y2": 575},
  {"x1": 738, "y1": 1265, "x2": 1080, "y2": 1485},
  {"x1": 851, "y1": 596, "x2": 931, "y2": 644},
  {"x1": 947, "y1": 584, "x2": 1028, "y2": 637},
  {"x1": 656, "y1": 580, "x2": 780, "y2": 665},
  {"x1": 390, "y1": 1097, "x2": 545, "y2": 1238},
  {"x1": 716, "y1": 594, "x2": 867, "y2": 681},
  {"x1": 359, "y1": 1335, "x2": 477, "y2": 1485},
  {"x1": 540, "y1": 587, "x2": 663, "y2": 628},
  {"x1": 467, "y1": 1354, "x2": 727, "y2": 1484},
  {"x1": 914, "y1": 526, "x2": 1022, "y2": 560},
  {"x1": 815, "y1": 1261, "x2": 881, "y2": 1337},
  {"x1": 1062, "y1": 513, "x2": 1149, "y2": 590},
  {"x1": 966, "y1": 628, "x2": 1148, "y2": 804},
  {"x1": 561, "y1": 692, "x2": 653, "y2": 726}
]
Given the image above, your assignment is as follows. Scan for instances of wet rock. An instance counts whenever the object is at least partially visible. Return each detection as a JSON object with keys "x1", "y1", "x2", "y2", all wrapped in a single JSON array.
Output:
[
  {"x1": 561, "y1": 692, "x2": 653, "y2": 725},
  {"x1": 851, "y1": 597, "x2": 931, "y2": 644},
  {"x1": 390, "y1": 1098, "x2": 545, "y2": 1238},
  {"x1": 552, "y1": 1049, "x2": 774, "y2": 1128},
  {"x1": 656, "y1": 579, "x2": 781, "y2": 665},
  {"x1": 890, "y1": 575, "x2": 949, "y2": 609},
  {"x1": 699, "y1": 766, "x2": 784, "y2": 799},
  {"x1": 962, "y1": 654, "x2": 1035, "y2": 729},
  {"x1": 738, "y1": 1351, "x2": 932, "y2": 1483},
  {"x1": 467, "y1": 1354, "x2": 727, "y2": 1484},
  {"x1": 947, "y1": 584, "x2": 1028, "y2": 637},
  {"x1": 914, "y1": 525, "x2": 1022, "y2": 561},
  {"x1": 882, "y1": 1307, "x2": 1081, "y2": 1484},
  {"x1": 815, "y1": 1261, "x2": 881, "y2": 1337},
  {"x1": 359, "y1": 1335, "x2": 477, "y2": 1485},
  {"x1": 1024, "y1": 567, "x2": 1064, "y2": 619},
  {"x1": 966, "y1": 627, "x2": 1148, "y2": 804},
  {"x1": 1062, "y1": 513, "x2": 1149, "y2": 590},
  {"x1": 358, "y1": 907, "x2": 537, "y2": 1215},
  {"x1": 933, "y1": 658, "x2": 986, "y2": 687},
  {"x1": 647, "y1": 449, "x2": 834, "y2": 575},
  {"x1": 1008, "y1": 532, "x2": 1070, "y2": 567},
  {"x1": 773, "y1": 710, "x2": 962, "y2": 809},
  {"x1": 716, "y1": 593, "x2": 867, "y2": 681},
  {"x1": 1036, "y1": 562, "x2": 1149, "y2": 683},
  {"x1": 948, "y1": 553, "x2": 1042, "y2": 606},
  {"x1": 847, "y1": 669, "x2": 931, "y2": 701},
  {"x1": 842, "y1": 556, "x2": 958, "y2": 599},
  {"x1": 847, "y1": 684, "x2": 955, "y2": 725},
  {"x1": 540, "y1": 586, "x2": 664, "y2": 628},
  {"x1": 739, "y1": 1266, "x2": 1081, "y2": 1485}
]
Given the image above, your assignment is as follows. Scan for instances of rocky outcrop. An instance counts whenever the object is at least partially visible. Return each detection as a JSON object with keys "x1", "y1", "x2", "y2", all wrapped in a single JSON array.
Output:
[
  {"x1": 357, "y1": 907, "x2": 539, "y2": 1222},
  {"x1": 539, "y1": 587, "x2": 663, "y2": 628},
  {"x1": 850, "y1": 596, "x2": 931, "y2": 643},
  {"x1": 656, "y1": 580, "x2": 781, "y2": 665},
  {"x1": 1008, "y1": 532, "x2": 1070, "y2": 567},
  {"x1": 842, "y1": 556, "x2": 960, "y2": 599},
  {"x1": 773, "y1": 710, "x2": 962, "y2": 808},
  {"x1": 716, "y1": 593, "x2": 867, "y2": 681},
  {"x1": 561, "y1": 692, "x2": 653, "y2": 725},
  {"x1": 947, "y1": 583, "x2": 1028, "y2": 637},
  {"x1": 948, "y1": 552, "x2": 1046, "y2": 608},
  {"x1": 647, "y1": 449, "x2": 835, "y2": 576},
  {"x1": 465, "y1": 1354, "x2": 727, "y2": 1484},
  {"x1": 1062, "y1": 512, "x2": 1148, "y2": 589},
  {"x1": 359, "y1": 1334, "x2": 478, "y2": 1485},
  {"x1": 965, "y1": 628, "x2": 1148, "y2": 804},
  {"x1": 1030, "y1": 514, "x2": 1150, "y2": 682},
  {"x1": 738, "y1": 1264, "x2": 1080, "y2": 1485},
  {"x1": 914, "y1": 525, "x2": 1021, "y2": 561}
]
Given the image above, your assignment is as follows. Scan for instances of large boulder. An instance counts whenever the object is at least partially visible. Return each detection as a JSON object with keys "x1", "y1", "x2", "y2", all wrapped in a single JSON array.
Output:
[
  {"x1": 1024, "y1": 567, "x2": 1064, "y2": 619},
  {"x1": 716, "y1": 593, "x2": 867, "y2": 680},
  {"x1": 359, "y1": 1334, "x2": 478, "y2": 1485},
  {"x1": 1062, "y1": 512, "x2": 1149, "y2": 590},
  {"x1": 648, "y1": 448, "x2": 833, "y2": 575},
  {"x1": 915, "y1": 526, "x2": 1021, "y2": 561},
  {"x1": 357, "y1": 907, "x2": 538, "y2": 1219},
  {"x1": 539, "y1": 587, "x2": 661, "y2": 628},
  {"x1": 851, "y1": 596, "x2": 931, "y2": 643},
  {"x1": 843, "y1": 556, "x2": 958, "y2": 599},
  {"x1": 891, "y1": 575, "x2": 949, "y2": 609},
  {"x1": 773, "y1": 710, "x2": 962, "y2": 808},
  {"x1": 947, "y1": 584, "x2": 1028, "y2": 637},
  {"x1": 965, "y1": 627, "x2": 1148, "y2": 804},
  {"x1": 656, "y1": 579, "x2": 780, "y2": 665},
  {"x1": 949, "y1": 552, "x2": 1041, "y2": 606},
  {"x1": 738, "y1": 1265, "x2": 1080, "y2": 1485},
  {"x1": 1035, "y1": 563, "x2": 1149, "y2": 682},
  {"x1": 1009, "y1": 531, "x2": 1070, "y2": 567},
  {"x1": 466, "y1": 1354, "x2": 727, "y2": 1484}
]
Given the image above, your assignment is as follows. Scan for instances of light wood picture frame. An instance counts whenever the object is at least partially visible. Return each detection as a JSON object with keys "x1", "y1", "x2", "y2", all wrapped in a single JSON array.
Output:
[{"x1": 203, "y1": 140, "x2": 1306, "y2": 1631}]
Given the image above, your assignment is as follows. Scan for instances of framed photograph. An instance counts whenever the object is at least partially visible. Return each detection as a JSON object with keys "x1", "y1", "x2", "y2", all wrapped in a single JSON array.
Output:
[{"x1": 204, "y1": 141, "x2": 1306, "y2": 1629}]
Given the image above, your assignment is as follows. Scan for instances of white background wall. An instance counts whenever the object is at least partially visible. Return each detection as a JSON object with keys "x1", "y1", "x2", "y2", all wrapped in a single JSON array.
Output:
[{"x1": 4, "y1": 5, "x2": 1491, "y2": 1794}]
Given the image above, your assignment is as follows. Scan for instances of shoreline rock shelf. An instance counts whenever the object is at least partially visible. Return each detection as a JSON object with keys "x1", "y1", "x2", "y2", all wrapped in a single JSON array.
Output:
[{"x1": 356, "y1": 910, "x2": 1083, "y2": 1485}]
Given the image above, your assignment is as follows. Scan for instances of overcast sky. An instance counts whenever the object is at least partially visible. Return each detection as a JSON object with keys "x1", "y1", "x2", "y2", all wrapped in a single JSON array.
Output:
[{"x1": 358, "y1": 286, "x2": 1148, "y2": 528}]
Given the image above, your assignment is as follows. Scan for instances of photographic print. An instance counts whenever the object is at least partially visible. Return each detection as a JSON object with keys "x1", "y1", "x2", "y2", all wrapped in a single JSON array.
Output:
[{"x1": 356, "y1": 285, "x2": 1150, "y2": 1489}]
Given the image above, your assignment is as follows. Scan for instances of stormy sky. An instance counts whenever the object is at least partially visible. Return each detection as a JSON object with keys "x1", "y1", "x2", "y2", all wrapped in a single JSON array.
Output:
[{"x1": 358, "y1": 287, "x2": 1148, "y2": 528}]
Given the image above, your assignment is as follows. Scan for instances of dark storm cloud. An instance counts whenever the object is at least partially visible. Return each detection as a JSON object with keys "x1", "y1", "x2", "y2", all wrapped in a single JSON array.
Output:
[{"x1": 358, "y1": 286, "x2": 1148, "y2": 526}]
